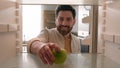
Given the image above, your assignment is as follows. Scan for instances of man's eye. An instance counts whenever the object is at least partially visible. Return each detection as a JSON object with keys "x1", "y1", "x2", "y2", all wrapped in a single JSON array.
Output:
[
  {"x1": 59, "y1": 18, "x2": 64, "y2": 21},
  {"x1": 67, "y1": 18, "x2": 72, "y2": 21}
]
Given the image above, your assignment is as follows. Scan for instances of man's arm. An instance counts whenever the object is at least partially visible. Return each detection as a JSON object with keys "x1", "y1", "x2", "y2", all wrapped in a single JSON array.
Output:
[
  {"x1": 27, "y1": 37, "x2": 61, "y2": 65},
  {"x1": 27, "y1": 28, "x2": 49, "y2": 53},
  {"x1": 27, "y1": 38, "x2": 41, "y2": 53}
]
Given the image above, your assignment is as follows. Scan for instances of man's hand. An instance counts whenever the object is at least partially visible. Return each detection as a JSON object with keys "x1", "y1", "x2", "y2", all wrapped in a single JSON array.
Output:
[{"x1": 37, "y1": 43, "x2": 61, "y2": 65}]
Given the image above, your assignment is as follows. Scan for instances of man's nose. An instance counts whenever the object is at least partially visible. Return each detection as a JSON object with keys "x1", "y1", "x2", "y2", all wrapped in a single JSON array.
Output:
[{"x1": 61, "y1": 20, "x2": 68, "y2": 26}]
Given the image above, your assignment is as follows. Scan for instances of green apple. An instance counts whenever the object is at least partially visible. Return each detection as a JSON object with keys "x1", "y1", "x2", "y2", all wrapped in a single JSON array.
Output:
[{"x1": 53, "y1": 48, "x2": 67, "y2": 64}]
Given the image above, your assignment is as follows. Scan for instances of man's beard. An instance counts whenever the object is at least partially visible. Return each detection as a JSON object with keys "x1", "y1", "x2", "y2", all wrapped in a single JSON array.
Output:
[{"x1": 57, "y1": 25, "x2": 72, "y2": 36}]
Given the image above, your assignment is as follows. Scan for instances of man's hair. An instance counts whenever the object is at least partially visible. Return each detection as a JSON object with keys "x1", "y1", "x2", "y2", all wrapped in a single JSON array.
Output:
[{"x1": 55, "y1": 5, "x2": 76, "y2": 19}]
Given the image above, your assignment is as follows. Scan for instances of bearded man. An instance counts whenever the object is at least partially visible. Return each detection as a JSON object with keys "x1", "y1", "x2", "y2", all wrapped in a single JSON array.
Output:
[{"x1": 28, "y1": 5, "x2": 81, "y2": 65}]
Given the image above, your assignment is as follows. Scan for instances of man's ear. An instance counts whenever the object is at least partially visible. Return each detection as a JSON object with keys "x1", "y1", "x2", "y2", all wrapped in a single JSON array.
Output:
[
  {"x1": 55, "y1": 19, "x2": 56, "y2": 24},
  {"x1": 73, "y1": 19, "x2": 76, "y2": 25},
  {"x1": 55, "y1": 18, "x2": 58, "y2": 25}
]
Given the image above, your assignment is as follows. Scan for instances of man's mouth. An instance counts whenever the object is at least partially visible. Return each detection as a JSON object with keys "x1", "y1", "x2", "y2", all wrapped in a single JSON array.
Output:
[
  {"x1": 60, "y1": 25, "x2": 69, "y2": 30},
  {"x1": 61, "y1": 26, "x2": 68, "y2": 30}
]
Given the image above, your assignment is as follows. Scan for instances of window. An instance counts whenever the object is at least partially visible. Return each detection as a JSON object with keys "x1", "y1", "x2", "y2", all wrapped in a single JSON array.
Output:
[
  {"x1": 78, "y1": 6, "x2": 91, "y2": 38},
  {"x1": 22, "y1": 5, "x2": 42, "y2": 41}
]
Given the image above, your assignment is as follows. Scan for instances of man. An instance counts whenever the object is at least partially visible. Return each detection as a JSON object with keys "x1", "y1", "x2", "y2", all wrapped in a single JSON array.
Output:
[{"x1": 28, "y1": 5, "x2": 81, "y2": 65}]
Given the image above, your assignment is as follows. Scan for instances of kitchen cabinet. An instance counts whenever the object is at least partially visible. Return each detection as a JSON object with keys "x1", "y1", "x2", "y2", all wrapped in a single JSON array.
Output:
[{"x1": 43, "y1": 10, "x2": 56, "y2": 29}]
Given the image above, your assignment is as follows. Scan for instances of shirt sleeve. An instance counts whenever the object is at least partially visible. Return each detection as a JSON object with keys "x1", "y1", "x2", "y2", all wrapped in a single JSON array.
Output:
[
  {"x1": 27, "y1": 28, "x2": 49, "y2": 53},
  {"x1": 37, "y1": 28, "x2": 49, "y2": 43}
]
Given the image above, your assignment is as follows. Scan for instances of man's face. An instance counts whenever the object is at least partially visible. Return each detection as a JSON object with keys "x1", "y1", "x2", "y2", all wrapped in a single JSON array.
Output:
[{"x1": 55, "y1": 11, "x2": 75, "y2": 36}]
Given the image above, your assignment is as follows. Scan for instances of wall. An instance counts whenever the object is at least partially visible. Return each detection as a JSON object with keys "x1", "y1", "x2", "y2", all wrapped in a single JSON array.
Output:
[
  {"x1": 0, "y1": 0, "x2": 22, "y2": 63},
  {"x1": 0, "y1": 32, "x2": 16, "y2": 63},
  {"x1": 98, "y1": 0, "x2": 120, "y2": 64},
  {"x1": 97, "y1": 6, "x2": 104, "y2": 53},
  {"x1": 105, "y1": 0, "x2": 120, "y2": 64},
  {"x1": 98, "y1": 1, "x2": 120, "y2": 53},
  {"x1": 106, "y1": 2, "x2": 120, "y2": 34}
]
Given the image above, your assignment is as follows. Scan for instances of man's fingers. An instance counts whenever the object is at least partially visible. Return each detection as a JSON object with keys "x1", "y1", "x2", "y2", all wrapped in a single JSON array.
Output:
[
  {"x1": 49, "y1": 43, "x2": 61, "y2": 52},
  {"x1": 38, "y1": 43, "x2": 61, "y2": 65},
  {"x1": 38, "y1": 50, "x2": 48, "y2": 64},
  {"x1": 44, "y1": 46, "x2": 55, "y2": 64},
  {"x1": 39, "y1": 45, "x2": 55, "y2": 65}
]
